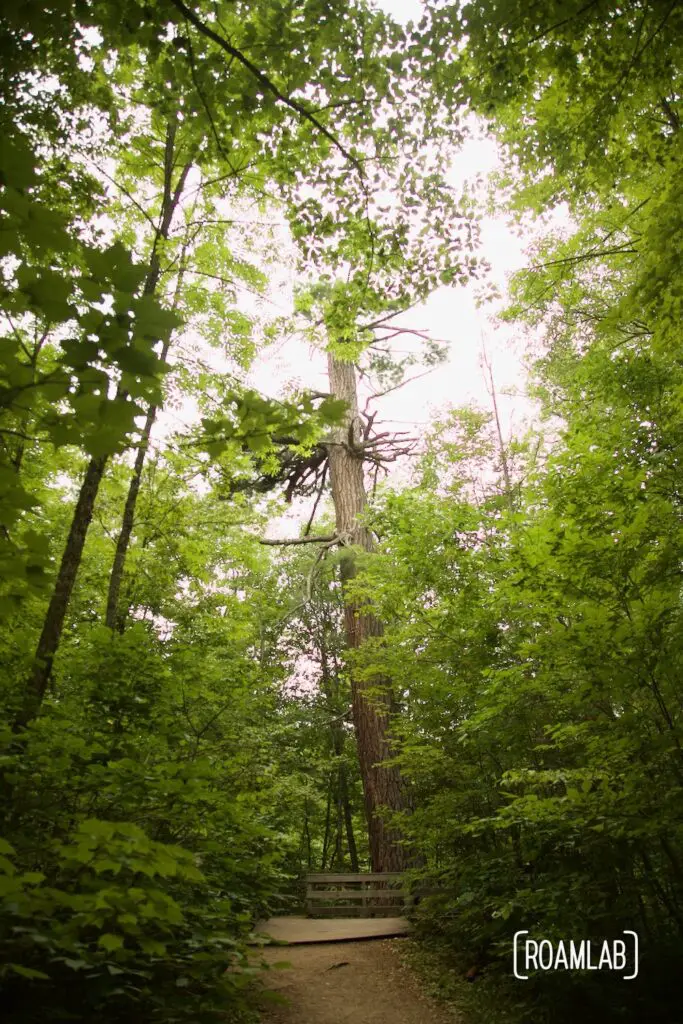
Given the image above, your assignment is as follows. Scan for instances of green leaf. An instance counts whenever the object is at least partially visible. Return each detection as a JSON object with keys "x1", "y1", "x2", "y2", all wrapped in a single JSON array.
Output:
[
  {"x1": 97, "y1": 933, "x2": 124, "y2": 953},
  {"x1": 21, "y1": 872, "x2": 46, "y2": 885},
  {"x1": 139, "y1": 938, "x2": 166, "y2": 955},
  {"x1": 0, "y1": 134, "x2": 37, "y2": 189},
  {"x1": 131, "y1": 295, "x2": 182, "y2": 340},
  {"x1": 8, "y1": 964, "x2": 50, "y2": 980}
]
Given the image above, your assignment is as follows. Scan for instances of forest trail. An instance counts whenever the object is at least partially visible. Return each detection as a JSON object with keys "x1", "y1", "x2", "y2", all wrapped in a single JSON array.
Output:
[{"x1": 258, "y1": 938, "x2": 459, "y2": 1024}]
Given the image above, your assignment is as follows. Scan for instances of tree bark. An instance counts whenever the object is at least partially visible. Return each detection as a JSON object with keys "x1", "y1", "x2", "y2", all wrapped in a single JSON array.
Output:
[
  {"x1": 15, "y1": 455, "x2": 108, "y2": 730},
  {"x1": 482, "y1": 343, "x2": 514, "y2": 509},
  {"x1": 332, "y1": 774, "x2": 344, "y2": 868},
  {"x1": 340, "y1": 763, "x2": 360, "y2": 871},
  {"x1": 104, "y1": 142, "x2": 193, "y2": 630},
  {"x1": 318, "y1": 602, "x2": 361, "y2": 871},
  {"x1": 104, "y1": 409, "x2": 153, "y2": 630},
  {"x1": 320, "y1": 782, "x2": 333, "y2": 871},
  {"x1": 325, "y1": 352, "x2": 407, "y2": 872},
  {"x1": 104, "y1": 228, "x2": 190, "y2": 630},
  {"x1": 16, "y1": 123, "x2": 191, "y2": 728}
]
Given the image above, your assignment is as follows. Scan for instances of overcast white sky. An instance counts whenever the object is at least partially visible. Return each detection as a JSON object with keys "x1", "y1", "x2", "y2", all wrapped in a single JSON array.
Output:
[
  {"x1": 246, "y1": 129, "x2": 533, "y2": 433},
  {"x1": 247, "y1": 0, "x2": 537, "y2": 447}
]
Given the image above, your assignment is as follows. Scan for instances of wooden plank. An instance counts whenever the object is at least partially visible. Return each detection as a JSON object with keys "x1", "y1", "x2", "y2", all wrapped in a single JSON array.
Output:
[
  {"x1": 306, "y1": 891, "x2": 368, "y2": 902},
  {"x1": 306, "y1": 906, "x2": 371, "y2": 917},
  {"x1": 303, "y1": 873, "x2": 413, "y2": 919},
  {"x1": 252, "y1": 916, "x2": 411, "y2": 944},
  {"x1": 303, "y1": 905, "x2": 403, "y2": 918},
  {"x1": 306, "y1": 890, "x2": 405, "y2": 902},
  {"x1": 305, "y1": 873, "x2": 402, "y2": 883},
  {"x1": 306, "y1": 886, "x2": 403, "y2": 894}
]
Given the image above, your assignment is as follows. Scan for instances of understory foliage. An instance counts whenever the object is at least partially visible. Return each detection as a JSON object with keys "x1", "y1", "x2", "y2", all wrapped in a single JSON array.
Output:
[
  {"x1": 0, "y1": 468, "x2": 306, "y2": 1021},
  {"x1": 1, "y1": 1, "x2": 682, "y2": 1023},
  {"x1": 350, "y1": 3, "x2": 683, "y2": 1020}
]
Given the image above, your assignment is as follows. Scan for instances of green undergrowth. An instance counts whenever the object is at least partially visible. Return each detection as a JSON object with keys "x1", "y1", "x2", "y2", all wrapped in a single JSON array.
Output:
[
  {"x1": 400, "y1": 934, "x2": 683, "y2": 1024},
  {"x1": 399, "y1": 937, "x2": 539, "y2": 1024}
]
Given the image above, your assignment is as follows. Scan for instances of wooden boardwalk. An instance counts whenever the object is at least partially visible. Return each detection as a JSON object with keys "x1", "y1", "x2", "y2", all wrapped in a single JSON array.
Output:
[
  {"x1": 253, "y1": 915, "x2": 411, "y2": 944},
  {"x1": 253, "y1": 874, "x2": 415, "y2": 945}
]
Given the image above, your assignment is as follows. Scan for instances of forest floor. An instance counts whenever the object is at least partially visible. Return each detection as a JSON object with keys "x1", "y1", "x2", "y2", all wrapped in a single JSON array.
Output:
[{"x1": 258, "y1": 937, "x2": 461, "y2": 1024}]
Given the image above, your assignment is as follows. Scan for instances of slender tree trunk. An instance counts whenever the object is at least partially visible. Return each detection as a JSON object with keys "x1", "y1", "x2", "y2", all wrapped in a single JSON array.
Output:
[
  {"x1": 304, "y1": 803, "x2": 313, "y2": 871},
  {"x1": 332, "y1": 778, "x2": 344, "y2": 868},
  {"x1": 320, "y1": 782, "x2": 333, "y2": 871},
  {"x1": 482, "y1": 342, "x2": 514, "y2": 509},
  {"x1": 340, "y1": 764, "x2": 360, "y2": 871},
  {"x1": 104, "y1": 164, "x2": 193, "y2": 630},
  {"x1": 325, "y1": 352, "x2": 407, "y2": 872},
  {"x1": 317, "y1": 605, "x2": 360, "y2": 870},
  {"x1": 105, "y1": 412, "x2": 154, "y2": 630},
  {"x1": 14, "y1": 456, "x2": 107, "y2": 730},
  {"x1": 15, "y1": 124, "x2": 191, "y2": 729}
]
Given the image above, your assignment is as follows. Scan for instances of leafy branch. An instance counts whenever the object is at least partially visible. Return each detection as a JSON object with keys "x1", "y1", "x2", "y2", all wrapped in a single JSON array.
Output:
[{"x1": 168, "y1": 0, "x2": 365, "y2": 175}]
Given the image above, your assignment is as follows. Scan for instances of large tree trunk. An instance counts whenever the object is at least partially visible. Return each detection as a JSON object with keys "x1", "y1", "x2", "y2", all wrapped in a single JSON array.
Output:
[{"x1": 325, "y1": 352, "x2": 407, "y2": 872}]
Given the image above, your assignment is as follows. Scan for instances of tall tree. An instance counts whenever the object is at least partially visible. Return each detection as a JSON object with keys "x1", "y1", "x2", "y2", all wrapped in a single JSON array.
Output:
[
  {"x1": 104, "y1": 121, "x2": 195, "y2": 631},
  {"x1": 326, "y1": 351, "x2": 408, "y2": 872},
  {"x1": 15, "y1": 122, "x2": 187, "y2": 730}
]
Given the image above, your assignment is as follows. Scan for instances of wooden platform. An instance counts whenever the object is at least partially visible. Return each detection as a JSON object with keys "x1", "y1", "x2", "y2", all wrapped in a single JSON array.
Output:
[{"x1": 252, "y1": 915, "x2": 411, "y2": 944}]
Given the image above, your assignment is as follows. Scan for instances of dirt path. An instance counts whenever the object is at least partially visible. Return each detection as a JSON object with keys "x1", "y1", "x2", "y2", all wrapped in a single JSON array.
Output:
[{"x1": 258, "y1": 938, "x2": 459, "y2": 1024}]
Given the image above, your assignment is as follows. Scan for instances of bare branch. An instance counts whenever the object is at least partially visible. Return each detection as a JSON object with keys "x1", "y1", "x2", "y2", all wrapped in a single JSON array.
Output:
[
  {"x1": 361, "y1": 305, "x2": 419, "y2": 331},
  {"x1": 259, "y1": 534, "x2": 337, "y2": 546},
  {"x1": 89, "y1": 160, "x2": 158, "y2": 230},
  {"x1": 363, "y1": 368, "x2": 434, "y2": 411},
  {"x1": 303, "y1": 463, "x2": 328, "y2": 536}
]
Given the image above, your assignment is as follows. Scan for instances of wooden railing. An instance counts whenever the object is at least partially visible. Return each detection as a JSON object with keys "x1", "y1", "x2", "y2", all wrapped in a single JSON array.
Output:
[{"x1": 305, "y1": 872, "x2": 410, "y2": 918}]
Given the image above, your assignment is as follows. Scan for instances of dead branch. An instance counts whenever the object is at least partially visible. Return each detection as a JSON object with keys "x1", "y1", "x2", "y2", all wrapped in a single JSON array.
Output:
[
  {"x1": 303, "y1": 463, "x2": 328, "y2": 536},
  {"x1": 362, "y1": 368, "x2": 435, "y2": 412},
  {"x1": 259, "y1": 534, "x2": 337, "y2": 546}
]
